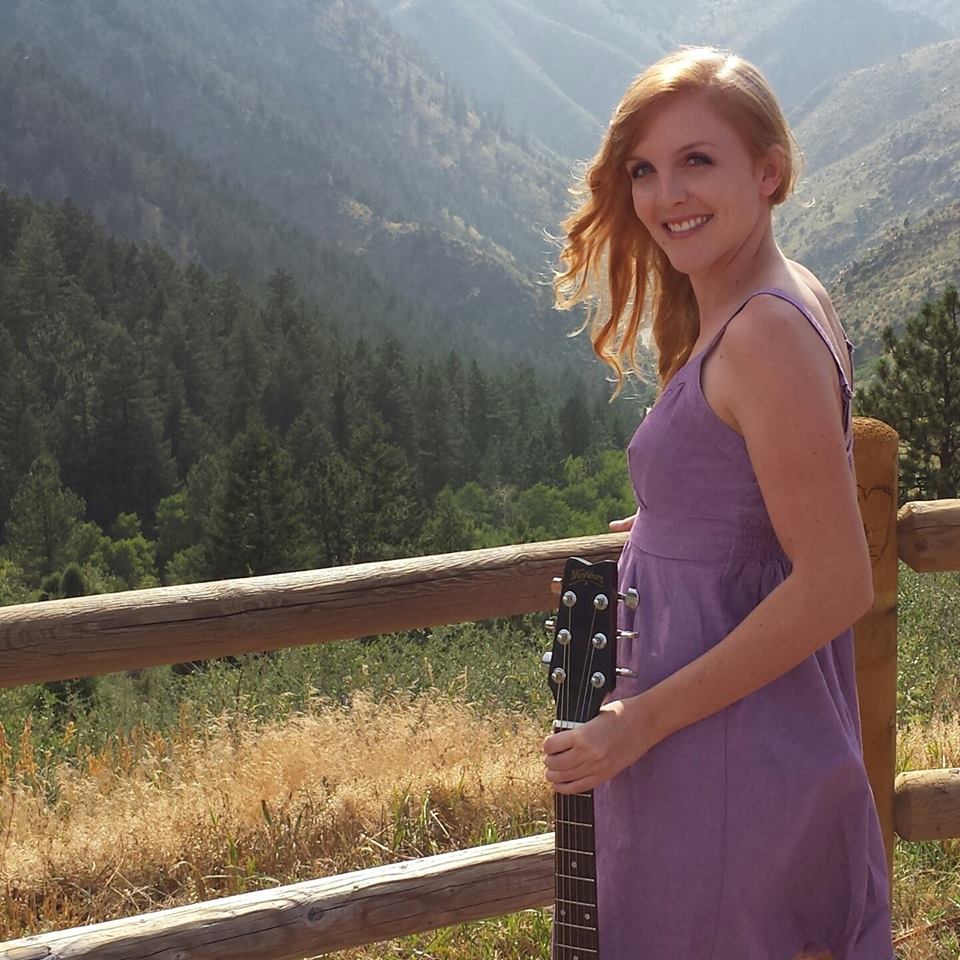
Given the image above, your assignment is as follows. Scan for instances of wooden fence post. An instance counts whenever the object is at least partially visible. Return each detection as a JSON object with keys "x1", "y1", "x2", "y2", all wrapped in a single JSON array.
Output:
[{"x1": 852, "y1": 416, "x2": 899, "y2": 899}]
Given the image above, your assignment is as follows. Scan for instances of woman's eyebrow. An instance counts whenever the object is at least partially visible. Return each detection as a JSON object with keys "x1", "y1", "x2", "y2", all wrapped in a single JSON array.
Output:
[{"x1": 624, "y1": 140, "x2": 717, "y2": 162}]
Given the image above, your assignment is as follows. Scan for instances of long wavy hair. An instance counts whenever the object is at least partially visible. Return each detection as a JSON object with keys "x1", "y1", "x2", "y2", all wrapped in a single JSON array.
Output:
[{"x1": 553, "y1": 46, "x2": 800, "y2": 397}]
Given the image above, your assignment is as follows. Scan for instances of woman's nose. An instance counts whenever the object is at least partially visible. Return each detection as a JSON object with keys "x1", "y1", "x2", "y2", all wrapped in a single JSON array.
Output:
[{"x1": 658, "y1": 172, "x2": 687, "y2": 205}]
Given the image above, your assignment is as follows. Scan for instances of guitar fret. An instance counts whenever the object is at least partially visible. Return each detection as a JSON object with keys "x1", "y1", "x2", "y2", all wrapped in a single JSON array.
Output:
[
  {"x1": 556, "y1": 847, "x2": 594, "y2": 855},
  {"x1": 554, "y1": 920, "x2": 598, "y2": 932},
  {"x1": 553, "y1": 946, "x2": 599, "y2": 957},
  {"x1": 557, "y1": 873, "x2": 595, "y2": 882},
  {"x1": 554, "y1": 818, "x2": 595, "y2": 827}
]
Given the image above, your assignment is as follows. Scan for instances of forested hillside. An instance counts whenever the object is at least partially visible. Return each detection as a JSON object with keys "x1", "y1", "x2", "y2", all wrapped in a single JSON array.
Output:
[
  {"x1": 832, "y1": 204, "x2": 960, "y2": 355},
  {"x1": 0, "y1": 0, "x2": 576, "y2": 365},
  {"x1": 0, "y1": 191, "x2": 639, "y2": 604},
  {"x1": 779, "y1": 39, "x2": 960, "y2": 291}
]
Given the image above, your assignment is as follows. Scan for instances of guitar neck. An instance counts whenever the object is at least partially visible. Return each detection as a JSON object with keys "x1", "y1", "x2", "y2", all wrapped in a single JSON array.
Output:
[{"x1": 554, "y1": 789, "x2": 599, "y2": 958}]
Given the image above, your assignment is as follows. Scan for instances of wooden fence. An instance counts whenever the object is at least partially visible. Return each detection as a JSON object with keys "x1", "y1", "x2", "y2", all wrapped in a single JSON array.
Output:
[{"x1": 1, "y1": 416, "x2": 959, "y2": 959}]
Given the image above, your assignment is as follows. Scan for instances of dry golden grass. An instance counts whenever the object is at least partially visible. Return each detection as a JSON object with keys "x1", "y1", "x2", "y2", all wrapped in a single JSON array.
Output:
[
  {"x1": 891, "y1": 713, "x2": 960, "y2": 960},
  {"x1": 0, "y1": 691, "x2": 551, "y2": 942},
  {"x1": 2, "y1": 695, "x2": 960, "y2": 957}
]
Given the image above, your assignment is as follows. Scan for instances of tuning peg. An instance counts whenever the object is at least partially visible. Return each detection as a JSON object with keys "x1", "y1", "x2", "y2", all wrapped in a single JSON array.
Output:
[
  {"x1": 617, "y1": 630, "x2": 637, "y2": 640},
  {"x1": 616, "y1": 667, "x2": 638, "y2": 679},
  {"x1": 619, "y1": 588, "x2": 639, "y2": 610},
  {"x1": 550, "y1": 576, "x2": 563, "y2": 596},
  {"x1": 544, "y1": 618, "x2": 556, "y2": 632},
  {"x1": 542, "y1": 650, "x2": 553, "y2": 666}
]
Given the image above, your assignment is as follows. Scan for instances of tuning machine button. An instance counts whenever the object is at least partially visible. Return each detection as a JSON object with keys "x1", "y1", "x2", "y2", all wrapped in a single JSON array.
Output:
[
  {"x1": 619, "y1": 587, "x2": 639, "y2": 610},
  {"x1": 616, "y1": 667, "x2": 638, "y2": 679},
  {"x1": 617, "y1": 630, "x2": 637, "y2": 640},
  {"x1": 542, "y1": 651, "x2": 553, "y2": 667}
]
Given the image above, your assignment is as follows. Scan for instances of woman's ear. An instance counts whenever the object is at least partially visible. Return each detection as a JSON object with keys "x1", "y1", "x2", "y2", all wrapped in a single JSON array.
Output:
[{"x1": 757, "y1": 144, "x2": 786, "y2": 199}]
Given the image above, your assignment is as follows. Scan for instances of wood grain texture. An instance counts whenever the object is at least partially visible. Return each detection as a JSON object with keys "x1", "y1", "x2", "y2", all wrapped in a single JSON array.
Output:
[
  {"x1": 852, "y1": 417, "x2": 899, "y2": 902},
  {"x1": 0, "y1": 834, "x2": 554, "y2": 959},
  {"x1": 894, "y1": 768, "x2": 960, "y2": 841},
  {"x1": 0, "y1": 534, "x2": 627, "y2": 688},
  {"x1": 897, "y1": 498, "x2": 960, "y2": 572}
]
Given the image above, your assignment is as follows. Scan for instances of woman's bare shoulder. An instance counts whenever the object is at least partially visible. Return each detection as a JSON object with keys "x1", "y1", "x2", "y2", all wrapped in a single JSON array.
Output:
[
  {"x1": 785, "y1": 260, "x2": 852, "y2": 377},
  {"x1": 786, "y1": 260, "x2": 839, "y2": 324},
  {"x1": 787, "y1": 260, "x2": 837, "y2": 318}
]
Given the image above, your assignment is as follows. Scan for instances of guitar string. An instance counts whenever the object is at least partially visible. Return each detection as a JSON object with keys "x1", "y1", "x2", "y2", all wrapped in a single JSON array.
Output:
[
  {"x1": 576, "y1": 602, "x2": 600, "y2": 957},
  {"x1": 559, "y1": 595, "x2": 572, "y2": 960},
  {"x1": 574, "y1": 604, "x2": 600, "y2": 751}
]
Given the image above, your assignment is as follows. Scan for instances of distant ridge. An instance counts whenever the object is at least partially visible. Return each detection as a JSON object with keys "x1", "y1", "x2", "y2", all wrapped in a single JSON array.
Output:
[{"x1": 779, "y1": 38, "x2": 960, "y2": 282}]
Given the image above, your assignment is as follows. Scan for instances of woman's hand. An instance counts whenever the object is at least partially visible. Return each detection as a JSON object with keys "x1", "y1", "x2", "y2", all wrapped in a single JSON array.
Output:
[
  {"x1": 542, "y1": 695, "x2": 658, "y2": 794},
  {"x1": 608, "y1": 513, "x2": 637, "y2": 533}
]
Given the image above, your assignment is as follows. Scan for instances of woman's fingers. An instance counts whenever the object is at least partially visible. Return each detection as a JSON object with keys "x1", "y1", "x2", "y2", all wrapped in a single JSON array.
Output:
[{"x1": 608, "y1": 513, "x2": 637, "y2": 532}]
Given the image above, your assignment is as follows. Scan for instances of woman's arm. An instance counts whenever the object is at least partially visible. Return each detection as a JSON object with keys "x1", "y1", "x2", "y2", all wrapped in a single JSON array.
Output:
[{"x1": 544, "y1": 294, "x2": 873, "y2": 793}]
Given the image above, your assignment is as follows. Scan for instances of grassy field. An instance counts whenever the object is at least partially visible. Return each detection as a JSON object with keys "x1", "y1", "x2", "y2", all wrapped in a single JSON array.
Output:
[{"x1": 2, "y1": 561, "x2": 960, "y2": 957}]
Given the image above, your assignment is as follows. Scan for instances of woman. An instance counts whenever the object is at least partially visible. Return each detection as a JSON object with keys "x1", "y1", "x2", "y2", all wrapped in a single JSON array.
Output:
[{"x1": 542, "y1": 47, "x2": 895, "y2": 959}]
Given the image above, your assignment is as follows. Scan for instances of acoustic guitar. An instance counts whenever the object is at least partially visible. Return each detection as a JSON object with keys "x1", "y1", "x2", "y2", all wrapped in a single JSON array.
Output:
[{"x1": 544, "y1": 557, "x2": 637, "y2": 959}]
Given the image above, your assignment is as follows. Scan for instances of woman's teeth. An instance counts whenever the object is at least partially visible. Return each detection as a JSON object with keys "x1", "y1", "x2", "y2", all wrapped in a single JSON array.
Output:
[{"x1": 665, "y1": 215, "x2": 711, "y2": 234}]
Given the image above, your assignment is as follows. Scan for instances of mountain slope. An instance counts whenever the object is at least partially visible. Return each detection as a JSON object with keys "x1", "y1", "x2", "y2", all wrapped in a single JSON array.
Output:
[
  {"x1": 884, "y1": 0, "x2": 960, "y2": 33},
  {"x1": 741, "y1": 0, "x2": 945, "y2": 110},
  {"x1": 371, "y1": 0, "x2": 667, "y2": 158},
  {"x1": 0, "y1": 0, "x2": 582, "y2": 363},
  {"x1": 778, "y1": 39, "x2": 960, "y2": 278},
  {"x1": 374, "y1": 0, "x2": 946, "y2": 162},
  {"x1": 830, "y1": 203, "x2": 960, "y2": 360}
]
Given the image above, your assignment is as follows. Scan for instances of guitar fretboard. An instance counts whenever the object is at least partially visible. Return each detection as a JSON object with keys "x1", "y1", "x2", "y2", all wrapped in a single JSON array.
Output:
[{"x1": 554, "y1": 790, "x2": 598, "y2": 958}]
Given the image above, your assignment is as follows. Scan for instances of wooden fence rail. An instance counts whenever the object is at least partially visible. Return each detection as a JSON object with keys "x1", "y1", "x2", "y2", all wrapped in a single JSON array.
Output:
[
  {"x1": 2, "y1": 418, "x2": 960, "y2": 958},
  {"x1": 0, "y1": 533, "x2": 625, "y2": 689},
  {"x1": 0, "y1": 835, "x2": 554, "y2": 960}
]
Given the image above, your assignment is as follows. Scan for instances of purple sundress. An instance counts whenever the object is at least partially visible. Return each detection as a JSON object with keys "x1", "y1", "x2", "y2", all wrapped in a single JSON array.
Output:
[{"x1": 594, "y1": 288, "x2": 894, "y2": 959}]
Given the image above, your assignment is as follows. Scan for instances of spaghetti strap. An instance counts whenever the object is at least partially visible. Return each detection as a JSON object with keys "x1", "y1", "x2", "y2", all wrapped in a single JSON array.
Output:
[{"x1": 697, "y1": 287, "x2": 855, "y2": 453}]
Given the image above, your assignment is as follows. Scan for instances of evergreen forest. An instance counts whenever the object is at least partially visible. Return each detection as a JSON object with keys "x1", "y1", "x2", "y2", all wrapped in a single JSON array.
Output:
[{"x1": 0, "y1": 189, "x2": 640, "y2": 606}]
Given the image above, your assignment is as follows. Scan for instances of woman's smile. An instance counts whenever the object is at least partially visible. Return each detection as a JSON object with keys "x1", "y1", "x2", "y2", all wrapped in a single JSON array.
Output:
[{"x1": 664, "y1": 214, "x2": 713, "y2": 237}]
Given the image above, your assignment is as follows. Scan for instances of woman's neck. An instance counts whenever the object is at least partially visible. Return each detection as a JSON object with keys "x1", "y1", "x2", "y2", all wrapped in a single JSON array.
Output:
[{"x1": 687, "y1": 216, "x2": 786, "y2": 329}]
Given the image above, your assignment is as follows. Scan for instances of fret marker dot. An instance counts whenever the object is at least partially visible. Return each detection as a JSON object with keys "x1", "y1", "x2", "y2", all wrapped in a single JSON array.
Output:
[
  {"x1": 571, "y1": 859, "x2": 578, "y2": 869},
  {"x1": 559, "y1": 908, "x2": 566, "y2": 917},
  {"x1": 585, "y1": 912, "x2": 591, "y2": 920}
]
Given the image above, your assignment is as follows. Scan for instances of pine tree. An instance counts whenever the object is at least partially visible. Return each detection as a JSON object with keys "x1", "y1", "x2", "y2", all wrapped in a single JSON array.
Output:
[
  {"x1": 6, "y1": 210, "x2": 69, "y2": 352},
  {"x1": 3, "y1": 452, "x2": 85, "y2": 585},
  {"x1": 859, "y1": 285, "x2": 960, "y2": 502},
  {"x1": 203, "y1": 418, "x2": 304, "y2": 578}
]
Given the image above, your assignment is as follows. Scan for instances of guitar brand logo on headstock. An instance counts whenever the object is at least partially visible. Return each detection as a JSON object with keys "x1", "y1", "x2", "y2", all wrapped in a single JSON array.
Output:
[{"x1": 569, "y1": 569, "x2": 604, "y2": 586}]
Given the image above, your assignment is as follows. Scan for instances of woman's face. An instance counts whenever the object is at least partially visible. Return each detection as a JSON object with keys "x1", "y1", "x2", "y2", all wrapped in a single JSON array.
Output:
[{"x1": 624, "y1": 91, "x2": 781, "y2": 277}]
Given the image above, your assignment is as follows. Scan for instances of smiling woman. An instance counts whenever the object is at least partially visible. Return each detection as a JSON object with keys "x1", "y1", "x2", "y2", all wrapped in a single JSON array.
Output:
[{"x1": 546, "y1": 46, "x2": 895, "y2": 960}]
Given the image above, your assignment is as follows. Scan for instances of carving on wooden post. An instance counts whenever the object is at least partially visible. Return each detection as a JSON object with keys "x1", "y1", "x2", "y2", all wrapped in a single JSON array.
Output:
[{"x1": 852, "y1": 416, "x2": 899, "y2": 900}]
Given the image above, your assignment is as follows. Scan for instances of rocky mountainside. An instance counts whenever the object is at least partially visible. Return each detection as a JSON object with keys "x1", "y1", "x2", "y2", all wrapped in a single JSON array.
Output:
[
  {"x1": 831, "y1": 204, "x2": 960, "y2": 363},
  {"x1": 778, "y1": 39, "x2": 960, "y2": 281}
]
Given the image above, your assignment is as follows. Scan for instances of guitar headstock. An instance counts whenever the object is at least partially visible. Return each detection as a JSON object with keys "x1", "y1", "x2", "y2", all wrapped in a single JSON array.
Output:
[{"x1": 544, "y1": 557, "x2": 634, "y2": 729}]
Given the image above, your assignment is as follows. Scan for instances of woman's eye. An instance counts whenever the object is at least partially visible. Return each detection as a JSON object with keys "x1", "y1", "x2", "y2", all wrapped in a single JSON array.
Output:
[
  {"x1": 630, "y1": 162, "x2": 653, "y2": 180},
  {"x1": 686, "y1": 153, "x2": 712, "y2": 167}
]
